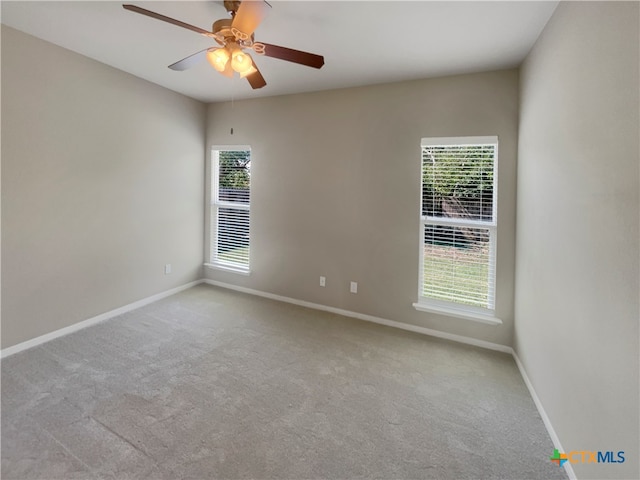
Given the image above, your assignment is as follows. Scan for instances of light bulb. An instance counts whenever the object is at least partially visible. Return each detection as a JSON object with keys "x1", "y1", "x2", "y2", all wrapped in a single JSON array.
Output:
[
  {"x1": 206, "y1": 48, "x2": 230, "y2": 72},
  {"x1": 231, "y1": 50, "x2": 253, "y2": 75}
]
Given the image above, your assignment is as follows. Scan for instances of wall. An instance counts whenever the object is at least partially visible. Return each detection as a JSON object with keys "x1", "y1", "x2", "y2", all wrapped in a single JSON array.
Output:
[
  {"x1": 1, "y1": 26, "x2": 206, "y2": 349},
  {"x1": 515, "y1": 2, "x2": 639, "y2": 479},
  {"x1": 205, "y1": 70, "x2": 519, "y2": 347}
]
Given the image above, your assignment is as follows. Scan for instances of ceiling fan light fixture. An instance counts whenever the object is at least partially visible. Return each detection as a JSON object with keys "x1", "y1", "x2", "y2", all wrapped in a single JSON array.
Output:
[{"x1": 206, "y1": 47, "x2": 230, "y2": 72}]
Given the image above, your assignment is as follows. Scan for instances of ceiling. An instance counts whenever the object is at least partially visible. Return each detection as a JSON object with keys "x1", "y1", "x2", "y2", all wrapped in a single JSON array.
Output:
[{"x1": 0, "y1": 1, "x2": 558, "y2": 103}]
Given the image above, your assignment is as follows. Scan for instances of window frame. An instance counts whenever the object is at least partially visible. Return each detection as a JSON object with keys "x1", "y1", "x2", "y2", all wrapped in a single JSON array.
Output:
[
  {"x1": 413, "y1": 136, "x2": 501, "y2": 325},
  {"x1": 206, "y1": 145, "x2": 252, "y2": 275}
]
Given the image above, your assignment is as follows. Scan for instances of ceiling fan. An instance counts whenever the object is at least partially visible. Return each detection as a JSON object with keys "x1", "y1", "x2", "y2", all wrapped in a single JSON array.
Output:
[{"x1": 122, "y1": 1, "x2": 325, "y2": 90}]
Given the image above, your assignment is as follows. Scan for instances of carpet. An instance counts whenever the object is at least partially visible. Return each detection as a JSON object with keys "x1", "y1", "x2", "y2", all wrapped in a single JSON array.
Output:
[{"x1": 1, "y1": 284, "x2": 567, "y2": 479}]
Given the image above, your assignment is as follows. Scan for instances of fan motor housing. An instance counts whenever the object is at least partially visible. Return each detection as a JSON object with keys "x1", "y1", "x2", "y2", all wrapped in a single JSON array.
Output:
[
  {"x1": 212, "y1": 18, "x2": 233, "y2": 34},
  {"x1": 212, "y1": 18, "x2": 233, "y2": 44},
  {"x1": 212, "y1": 18, "x2": 256, "y2": 47}
]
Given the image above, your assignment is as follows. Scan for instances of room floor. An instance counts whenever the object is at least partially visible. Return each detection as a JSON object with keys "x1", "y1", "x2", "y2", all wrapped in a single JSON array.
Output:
[{"x1": 1, "y1": 284, "x2": 567, "y2": 479}]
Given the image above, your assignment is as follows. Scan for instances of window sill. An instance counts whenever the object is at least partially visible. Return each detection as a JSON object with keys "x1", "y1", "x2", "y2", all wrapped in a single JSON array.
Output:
[
  {"x1": 412, "y1": 302, "x2": 502, "y2": 325},
  {"x1": 204, "y1": 263, "x2": 251, "y2": 276}
]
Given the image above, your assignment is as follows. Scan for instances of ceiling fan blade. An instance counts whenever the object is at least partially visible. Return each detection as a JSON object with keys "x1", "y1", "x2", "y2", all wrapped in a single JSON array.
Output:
[
  {"x1": 168, "y1": 48, "x2": 211, "y2": 71},
  {"x1": 231, "y1": 0, "x2": 270, "y2": 38},
  {"x1": 122, "y1": 4, "x2": 213, "y2": 37},
  {"x1": 245, "y1": 62, "x2": 266, "y2": 89},
  {"x1": 260, "y1": 43, "x2": 324, "y2": 69}
]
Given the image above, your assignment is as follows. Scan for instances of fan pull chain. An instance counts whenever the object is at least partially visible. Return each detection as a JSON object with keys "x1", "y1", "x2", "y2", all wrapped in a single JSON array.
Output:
[{"x1": 230, "y1": 75, "x2": 236, "y2": 135}]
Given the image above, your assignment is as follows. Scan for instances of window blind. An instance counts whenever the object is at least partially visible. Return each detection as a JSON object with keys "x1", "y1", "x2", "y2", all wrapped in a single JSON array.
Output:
[
  {"x1": 419, "y1": 137, "x2": 497, "y2": 311},
  {"x1": 211, "y1": 148, "x2": 251, "y2": 270}
]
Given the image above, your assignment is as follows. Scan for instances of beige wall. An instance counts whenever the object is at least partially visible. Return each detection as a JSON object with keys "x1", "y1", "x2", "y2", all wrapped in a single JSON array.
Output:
[
  {"x1": 205, "y1": 70, "x2": 519, "y2": 347},
  {"x1": 515, "y1": 2, "x2": 639, "y2": 479},
  {"x1": 1, "y1": 26, "x2": 206, "y2": 349}
]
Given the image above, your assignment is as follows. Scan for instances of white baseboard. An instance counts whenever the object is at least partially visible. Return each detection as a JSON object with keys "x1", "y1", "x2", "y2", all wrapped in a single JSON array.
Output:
[
  {"x1": 0, "y1": 279, "x2": 204, "y2": 359},
  {"x1": 512, "y1": 351, "x2": 577, "y2": 480},
  {"x1": 202, "y1": 279, "x2": 512, "y2": 354}
]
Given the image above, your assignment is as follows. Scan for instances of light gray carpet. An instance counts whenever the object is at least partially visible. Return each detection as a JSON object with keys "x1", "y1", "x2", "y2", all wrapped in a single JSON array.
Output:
[{"x1": 2, "y1": 284, "x2": 567, "y2": 479}]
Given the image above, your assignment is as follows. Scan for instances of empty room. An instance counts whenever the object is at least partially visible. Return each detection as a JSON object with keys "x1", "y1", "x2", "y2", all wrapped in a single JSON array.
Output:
[{"x1": 1, "y1": 1, "x2": 638, "y2": 479}]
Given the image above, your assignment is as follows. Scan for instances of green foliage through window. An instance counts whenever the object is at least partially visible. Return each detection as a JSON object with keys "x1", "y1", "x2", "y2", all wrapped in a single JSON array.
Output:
[
  {"x1": 219, "y1": 150, "x2": 251, "y2": 190},
  {"x1": 422, "y1": 145, "x2": 494, "y2": 221}
]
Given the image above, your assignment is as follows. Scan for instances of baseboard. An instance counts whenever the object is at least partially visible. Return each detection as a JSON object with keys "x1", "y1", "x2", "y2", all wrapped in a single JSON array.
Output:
[
  {"x1": 202, "y1": 279, "x2": 512, "y2": 354},
  {"x1": 512, "y1": 351, "x2": 577, "y2": 480},
  {"x1": 0, "y1": 279, "x2": 204, "y2": 359}
]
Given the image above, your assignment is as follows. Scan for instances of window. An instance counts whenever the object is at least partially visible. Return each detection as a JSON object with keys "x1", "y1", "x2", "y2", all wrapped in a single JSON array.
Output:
[
  {"x1": 414, "y1": 136, "x2": 499, "y2": 324},
  {"x1": 208, "y1": 147, "x2": 251, "y2": 273}
]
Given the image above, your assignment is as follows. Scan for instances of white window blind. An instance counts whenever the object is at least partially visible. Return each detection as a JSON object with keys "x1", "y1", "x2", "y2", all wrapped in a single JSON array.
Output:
[
  {"x1": 418, "y1": 136, "x2": 498, "y2": 314},
  {"x1": 211, "y1": 147, "x2": 251, "y2": 272}
]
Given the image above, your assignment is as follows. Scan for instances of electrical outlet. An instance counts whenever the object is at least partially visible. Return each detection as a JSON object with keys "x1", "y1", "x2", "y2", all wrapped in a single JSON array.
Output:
[
  {"x1": 164, "y1": 264, "x2": 172, "y2": 275},
  {"x1": 350, "y1": 281, "x2": 358, "y2": 294},
  {"x1": 320, "y1": 276, "x2": 326, "y2": 287}
]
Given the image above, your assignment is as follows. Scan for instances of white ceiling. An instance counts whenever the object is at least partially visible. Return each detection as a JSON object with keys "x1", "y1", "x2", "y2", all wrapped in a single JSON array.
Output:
[{"x1": 1, "y1": 1, "x2": 558, "y2": 103}]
